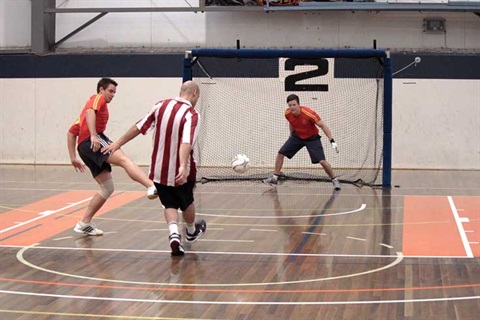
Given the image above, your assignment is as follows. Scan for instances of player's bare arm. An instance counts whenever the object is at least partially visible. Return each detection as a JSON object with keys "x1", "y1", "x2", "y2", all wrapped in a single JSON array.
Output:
[
  {"x1": 85, "y1": 109, "x2": 100, "y2": 152},
  {"x1": 102, "y1": 125, "x2": 141, "y2": 155},
  {"x1": 316, "y1": 119, "x2": 339, "y2": 153},
  {"x1": 316, "y1": 119, "x2": 333, "y2": 141},
  {"x1": 67, "y1": 132, "x2": 85, "y2": 172},
  {"x1": 175, "y1": 143, "x2": 192, "y2": 185}
]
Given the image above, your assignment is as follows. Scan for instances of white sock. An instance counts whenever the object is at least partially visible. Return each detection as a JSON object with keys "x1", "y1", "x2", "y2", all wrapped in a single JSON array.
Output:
[
  {"x1": 273, "y1": 174, "x2": 279, "y2": 180},
  {"x1": 168, "y1": 222, "x2": 179, "y2": 235},
  {"x1": 186, "y1": 222, "x2": 195, "y2": 234}
]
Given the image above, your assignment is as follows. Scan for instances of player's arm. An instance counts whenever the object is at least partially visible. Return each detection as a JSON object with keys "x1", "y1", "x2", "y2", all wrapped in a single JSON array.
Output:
[
  {"x1": 175, "y1": 143, "x2": 192, "y2": 185},
  {"x1": 85, "y1": 109, "x2": 100, "y2": 152},
  {"x1": 67, "y1": 128, "x2": 86, "y2": 172},
  {"x1": 175, "y1": 111, "x2": 198, "y2": 185},
  {"x1": 101, "y1": 124, "x2": 141, "y2": 155},
  {"x1": 316, "y1": 119, "x2": 339, "y2": 153},
  {"x1": 101, "y1": 107, "x2": 157, "y2": 155}
]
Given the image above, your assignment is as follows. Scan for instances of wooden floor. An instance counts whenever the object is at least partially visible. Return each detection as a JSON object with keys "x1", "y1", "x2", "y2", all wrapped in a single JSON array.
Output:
[{"x1": 0, "y1": 165, "x2": 479, "y2": 320}]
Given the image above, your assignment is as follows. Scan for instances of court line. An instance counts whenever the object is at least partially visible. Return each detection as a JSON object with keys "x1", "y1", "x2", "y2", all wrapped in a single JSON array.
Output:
[
  {"x1": 1, "y1": 244, "x2": 474, "y2": 259},
  {"x1": 198, "y1": 239, "x2": 254, "y2": 243},
  {"x1": 4, "y1": 186, "x2": 479, "y2": 197},
  {"x1": 16, "y1": 245, "x2": 404, "y2": 287},
  {"x1": 346, "y1": 237, "x2": 366, "y2": 242},
  {"x1": 0, "y1": 197, "x2": 92, "y2": 234},
  {"x1": 379, "y1": 243, "x2": 394, "y2": 249},
  {"x1": 198, "y1": 204, "x2": 366, "y2": 218},
  {"x1": 447, "y1": 196, "x2": 474, "y2": 258},
  {"x1": 2, "y1": 277, "x2": 479, "y2": 294},
  {"x1": 1, "y1": 290, "x2": 478, "y2": 305},
  {"x1": 0, "y1": 310, "x2": 199, "y2": 320}
]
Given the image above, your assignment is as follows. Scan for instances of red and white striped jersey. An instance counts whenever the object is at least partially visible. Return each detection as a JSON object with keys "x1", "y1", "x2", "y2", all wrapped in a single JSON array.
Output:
[{"x1": 136, "y1": 98, "x2": 200, "y2": 187}]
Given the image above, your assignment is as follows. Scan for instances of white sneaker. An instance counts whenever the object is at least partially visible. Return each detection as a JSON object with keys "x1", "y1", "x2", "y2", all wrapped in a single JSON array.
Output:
[
  {"x1": 262, "y1": 175, "x2": 278, "y2": 186},
  {"x1": 147, "y1": 185, "x2": 158, "y2": 200},
  {"x1": 332, "y1": 178, "x2": 341, "y2": 191},
  {"x1": 74, "y1": 221, "x2": 104, "y2": 236}
]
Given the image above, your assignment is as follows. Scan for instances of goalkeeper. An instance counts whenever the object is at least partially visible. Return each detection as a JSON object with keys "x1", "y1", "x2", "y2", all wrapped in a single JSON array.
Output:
[{"x1": 263, "y1": 94, "x2": 341, "y2": 190}]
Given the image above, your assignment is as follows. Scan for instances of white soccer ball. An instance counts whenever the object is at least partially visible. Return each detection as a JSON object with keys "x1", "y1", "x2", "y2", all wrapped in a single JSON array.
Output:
[{"x1": 231, "y1": 154, "x2": 250, "y2": 174}]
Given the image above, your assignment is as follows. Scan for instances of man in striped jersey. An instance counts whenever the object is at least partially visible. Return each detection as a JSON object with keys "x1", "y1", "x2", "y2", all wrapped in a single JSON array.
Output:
[
  {"x1": 68, "y1": 78, "x2": 157, "y2": 236},
  {"x1": 102, "y1": 81, "x2": 206, "y2": 256},
  {"x1": 263, "y1": 94, "x2": 341, "y2": 190}
]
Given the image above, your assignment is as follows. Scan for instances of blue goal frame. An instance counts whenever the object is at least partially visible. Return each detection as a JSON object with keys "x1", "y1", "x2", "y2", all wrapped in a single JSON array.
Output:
[{"x1": 183, "y1": 48, "x2": 392, "y2": 189}]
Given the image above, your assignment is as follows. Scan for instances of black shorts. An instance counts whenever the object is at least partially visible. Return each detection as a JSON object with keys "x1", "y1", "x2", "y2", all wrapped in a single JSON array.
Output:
[
  {"x1": 278, "y1": 132, "x2": 326, "y2": 164},
  {"x1": 78, "y1": 133, "x2": 112, "y2": 178},
  {"x1": 155, "y1": 180, "x2": 195, "y2": 211}
]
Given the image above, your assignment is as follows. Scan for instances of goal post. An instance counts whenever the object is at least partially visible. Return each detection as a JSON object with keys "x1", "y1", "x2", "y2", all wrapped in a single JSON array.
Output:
[{"x1": 183, "y1": 48, "x2": 392, "y2": 188}]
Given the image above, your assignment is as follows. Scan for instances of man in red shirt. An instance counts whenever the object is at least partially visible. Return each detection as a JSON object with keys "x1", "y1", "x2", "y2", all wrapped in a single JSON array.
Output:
[
  {"x1": 101, "y1": 81, "x2": 206, "y2": 256},
  {"x1": 263, "y1": 94, "x2": 341, "y2": 190},
  {"x1": 67, "y1": 78, "x2": 157, "y2": 236}
]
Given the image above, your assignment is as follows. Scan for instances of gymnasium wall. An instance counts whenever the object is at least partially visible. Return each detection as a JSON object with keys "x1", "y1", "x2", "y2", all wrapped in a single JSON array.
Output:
[
  {"x1": 0, "y1": 53, "x2": 479, "y2": 170},
  {"x1": 0, "y1": 0, "x2": 479, "y2": 170}
]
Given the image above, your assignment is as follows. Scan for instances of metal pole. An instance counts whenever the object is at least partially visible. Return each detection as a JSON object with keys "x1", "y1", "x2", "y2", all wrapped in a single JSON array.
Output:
[{"x1": 382, "y1": 51, "x2": 393, "y2": 189}]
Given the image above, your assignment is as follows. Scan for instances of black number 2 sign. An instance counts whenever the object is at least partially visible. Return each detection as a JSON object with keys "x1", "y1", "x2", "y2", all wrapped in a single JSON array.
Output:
[{"x1": 284, "y1": 58, "x2": 329, "y2": 92}]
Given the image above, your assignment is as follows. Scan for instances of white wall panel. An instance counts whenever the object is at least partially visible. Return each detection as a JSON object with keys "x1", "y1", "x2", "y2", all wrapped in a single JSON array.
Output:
[
  {"x1": 0, "y1": 0, "x2": 31, "y2": 48},
  {"x1": 26, "y1": 77, "x2": 181, "y2": 165},
  {"x1": 1, "y1": 77, "x2": 478, "y2": 169},
  {"x1": 0, "y1": 79, "x2": 36, "y2": 163},
  {"x1": 392, "y1": 79, "x2": 480, "y2": 169}
]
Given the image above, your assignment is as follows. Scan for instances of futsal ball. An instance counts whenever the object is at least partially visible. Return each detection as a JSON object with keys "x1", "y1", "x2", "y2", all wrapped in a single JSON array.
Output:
[{"x1": 232, "y1": 154, "x2": 250, "y2": 174}]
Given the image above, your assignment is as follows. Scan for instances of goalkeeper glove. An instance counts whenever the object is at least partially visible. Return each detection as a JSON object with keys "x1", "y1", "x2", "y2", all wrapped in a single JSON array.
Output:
[{"x1": 330, "y1": 139, "x2": 339, "y2": 153}]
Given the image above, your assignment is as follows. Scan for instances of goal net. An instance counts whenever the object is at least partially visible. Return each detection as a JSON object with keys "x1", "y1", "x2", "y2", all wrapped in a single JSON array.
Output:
[{"x1": 184, "y1": 49, "x2": 392, "y2": 188}]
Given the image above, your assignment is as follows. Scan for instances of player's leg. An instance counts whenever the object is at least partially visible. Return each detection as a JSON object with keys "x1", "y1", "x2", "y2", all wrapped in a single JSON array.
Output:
[
  {"x1": 305, "y1": 136, "x2": 341, "y2": 190},
  {"x1": 263, "y1": 134, "x2": 304, "y2": 186},
  {"x1": 156, "y1": 183, "x2": 185, "y2": 256},
  {"x1": 179, "y1": 181, "x2": 206, "y2": 244},
  {"x1": 106, "y1": 148, "x2": 157, "y2": 199},
  {"x1": 75, "y1": 139, "x2": 115, "y2": 235},
  {"x1": 319, "y1": 160, "x2": 335, "y2": 179},
  {"x1": 274, "y1": 153, "x2": 285, "y2": 176},
  {"x1": 74, "y1": 170, "x2": 113, "y2": 236}
]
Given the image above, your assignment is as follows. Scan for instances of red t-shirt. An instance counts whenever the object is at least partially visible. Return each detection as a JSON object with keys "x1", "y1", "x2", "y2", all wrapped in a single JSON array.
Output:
[
  {"x1": 285, "y1": 106, "x2": 321, "y2": 139},
  {"x1": 68, "y1": 119, "x2": 80, "y2": 137},
  {"x1": 77, "y1": 94, "x2": 109, "y2": 144}
]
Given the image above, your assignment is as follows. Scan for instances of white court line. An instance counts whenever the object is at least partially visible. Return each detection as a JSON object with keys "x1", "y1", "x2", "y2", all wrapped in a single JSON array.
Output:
[
  {"x1": 198, "y1": 239, "x2": 254, "y2": 243},
  {"x1": 0, "y1": 197, "x2": 92, "y2": 234},
  {"x1": 250, "y1": 229, "x2": 277, "y2": 232},
  {"x1": 379, "y1": 243, "x2": 394, "y2": 249},
  {"x1": 16, "y1": 245, "x2": 404, "y2": 287},
  {"x1": 302, "y1": 232, "x2": 326, "y2": 236},
  {"x1": 447, "y1": 196, "x2": 473, "y2": 258},
  {"x1": 199, "y1": 204, "x2": 366, "y2": 219},
  {"x1": 10, "y1": 244, "x2": 405, "y2": 258},
  {"x1": 53, "y1": 237, "x2": 73, "y2": 241},
  {"x1": 346, "y1": 237, "x2": 366, "y2": 242},
  {"x1": 0, "y1": 244, "x2": 474, "y2": 259},
  {"x1": 0, "y1": 290, "x2": 478, "y2": 306}
]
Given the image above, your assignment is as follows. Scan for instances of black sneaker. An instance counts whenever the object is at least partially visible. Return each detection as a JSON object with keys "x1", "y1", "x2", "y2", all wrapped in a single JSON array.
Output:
[
  {"x1": 185, "y1": 220, "x2": 207, "y2": 243},
  {"x1": 169, "y1": 233, "x2": 185, "y2": 256}
]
